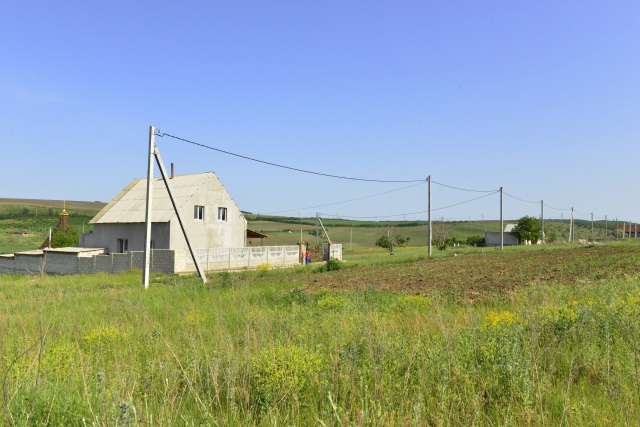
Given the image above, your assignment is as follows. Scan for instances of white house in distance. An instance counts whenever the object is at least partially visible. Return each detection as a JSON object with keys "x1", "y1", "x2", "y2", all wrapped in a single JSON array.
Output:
[{"x1": 79, "y1": 172, "x2": 247, "y2": 253}]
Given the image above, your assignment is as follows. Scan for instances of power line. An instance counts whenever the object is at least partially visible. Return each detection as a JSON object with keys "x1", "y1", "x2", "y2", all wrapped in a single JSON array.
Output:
[
  {"x1": 262, "y1": 181, "x2": 426, "y2": 215},
  {"x1": 432, "y1": 181, "x2": 496, "y2": 193},
  {"x1": 319, "y1": 190, "x2": 498, "y2": 219},
  {"x1": 503, "y1": 192, "x2": 539, "y2": 204},
  {"x1": 432, "y1": 191, "x2": 498, "y2": 212},
  {"x1": 157, "y1": 131, "x2": 425, "y2": 183},
  {"x1": 544, "y1": 203, "x2": 571, "y2": 211}
]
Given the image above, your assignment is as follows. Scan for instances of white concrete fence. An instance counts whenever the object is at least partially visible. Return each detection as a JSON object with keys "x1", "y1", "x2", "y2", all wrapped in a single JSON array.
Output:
[
  {"x1": 184, "y1": 245, "x2": 302, "y2": 271},
  {"x1": 0, "y1": 244, "x2": 343, "y2": 276}
]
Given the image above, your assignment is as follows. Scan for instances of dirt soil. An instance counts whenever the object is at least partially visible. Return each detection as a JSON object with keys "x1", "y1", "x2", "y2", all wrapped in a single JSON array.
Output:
[{"x1": 302, "y1": 246, "x2": 640, "y2": 300}]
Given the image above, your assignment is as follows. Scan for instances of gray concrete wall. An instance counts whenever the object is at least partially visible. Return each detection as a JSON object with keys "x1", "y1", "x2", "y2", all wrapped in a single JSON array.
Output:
[
  {"x1": 0, "y1": 256, "x2": 15, "y2": 274},
  {"x1": 44, "y1": 252, "x2": 79, "y2": 274},
  {"x1": 485, "y1": 232, "x2": 519, "y2": 246},
  {"x1": 80, "y1": 222, "x2": 170, "y2": 254},
  {"x1": 14, "y1": 254, "x2": 44, "y2": 275}
]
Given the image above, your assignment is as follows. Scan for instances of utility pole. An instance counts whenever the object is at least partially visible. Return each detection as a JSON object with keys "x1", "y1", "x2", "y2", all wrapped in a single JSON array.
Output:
[
  {"x1": 143, "y1": 125, "x2": 155, "y2": 289},
  {"x1": 570, "y1": 207, "x2": 574, "y2": 242},
  {"x1": 350, "y1": 228, "x2": 352, "y2": 251},
  {"x1": 591, "y1": 213, "x2": 593, "y2": 241},
  {"x1": 605, "y1": 215, "x2": 608, "y2": 239},
  {"x1": 541, "y1": 200, "x2": 544, "y2": 244},
  {"x1": 428, "y1": 176, "x2": 432, "y2": 256},
  {"x1": 500, "y1": 187, "x2": 503, "y2": 250},
  {"x1": 616, "y1": 218, "x2": 618, "y2": 239},
  {"x1": 316, "y1": 212, "x2": 319, "y2": 247}
]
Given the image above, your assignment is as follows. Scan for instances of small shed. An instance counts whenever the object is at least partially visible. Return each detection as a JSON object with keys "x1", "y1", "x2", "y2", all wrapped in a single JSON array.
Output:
[{"x1": 246, "y1": 229, "x2": 268, "y2": 246}]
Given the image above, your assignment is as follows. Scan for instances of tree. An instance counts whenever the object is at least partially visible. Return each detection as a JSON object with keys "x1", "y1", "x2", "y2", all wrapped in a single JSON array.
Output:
[
  {"x1": 375, "y1": 227, "x2": 410, "y2": 255},
  {"x1": 513, "y1": 216, "x2": 542, "y2": 243},
  {"x1": 432, "y1": 216, "x2": 451, "y2": 250},
  {"x1": 50, "y1": 227, "x2": 79, "y2": 248}
]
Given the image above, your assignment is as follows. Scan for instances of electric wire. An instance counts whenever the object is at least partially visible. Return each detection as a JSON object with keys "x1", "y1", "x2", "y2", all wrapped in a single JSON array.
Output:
[
  {"x1": 503, "y1": 192, "x2": 539, "y2": 204},
  {"x1": 432, "y1": 181, "x2": 496, "y2": 193},
  {"x1": 318, "y1": 190, "x2": 498, "y2": 220},
  {"x1": 544, "y1": 203, "x2": 571, "y2": 211},
  {"x1": 156, "y1": 131, "x2": 425, "y2": 183},
  {"x1": 154, "y1": 130, "x2": 628, "y2": 222},
  {"x1": 261, "y1": 181, "x2": 426, "y2": 215},
  {"x1": 432, "y1": 190, "x2": 499, "y2": 212}
]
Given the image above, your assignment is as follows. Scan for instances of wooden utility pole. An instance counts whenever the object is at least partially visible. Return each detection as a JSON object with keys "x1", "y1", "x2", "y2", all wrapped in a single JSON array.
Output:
[
  {"x1": 428, "y1": 176, "x2": 432, "y2": 256},
  {"x1": 605, "y1": 215, "x2": 608, "y2": 239},
  {"x1": 143, "y1": 125, "x2": 155, "y2": 289}
]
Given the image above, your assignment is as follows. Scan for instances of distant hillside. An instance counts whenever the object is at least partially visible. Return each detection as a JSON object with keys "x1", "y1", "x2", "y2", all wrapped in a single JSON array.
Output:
[{"x1": 0, "y1": 198, "x2": 106, "y2": 211}]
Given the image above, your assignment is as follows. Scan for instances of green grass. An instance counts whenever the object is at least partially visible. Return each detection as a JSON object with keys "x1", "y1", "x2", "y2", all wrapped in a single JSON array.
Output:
[{"x1": 2, "y1": 244, "x2": 640, "y2": 424}]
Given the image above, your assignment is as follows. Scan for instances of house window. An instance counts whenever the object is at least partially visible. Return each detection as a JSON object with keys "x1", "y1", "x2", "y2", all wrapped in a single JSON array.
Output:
[
  {"x1": 117, "y1": 238, "x2": 128, "y2": 253},
  {"x1": 194, "y1": 205, "x2": 204, "y2": 220},
  {"x1": 218, "y1": 207, "x2": 227, "y2": 221}
]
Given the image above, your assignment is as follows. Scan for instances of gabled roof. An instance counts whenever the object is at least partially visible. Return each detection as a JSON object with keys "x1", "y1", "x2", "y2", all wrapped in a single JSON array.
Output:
[{"x1": 90, "y1": 172, "x2": 217, "y2": 224}]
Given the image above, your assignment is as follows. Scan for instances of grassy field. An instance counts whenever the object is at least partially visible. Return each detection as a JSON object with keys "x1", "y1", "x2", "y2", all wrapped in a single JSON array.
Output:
[{"x1": 1, "y1": 242, "x2": 640, "y2": 425}]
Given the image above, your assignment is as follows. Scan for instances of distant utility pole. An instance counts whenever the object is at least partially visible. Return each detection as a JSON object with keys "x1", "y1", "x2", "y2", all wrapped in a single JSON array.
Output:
[
  {"x1": 500, "y1": 187, "x2": 503, "y2": 250},
  {"x1": 350, "y1": 229, "x2": 352, "y2": 251},
  {"x1": 570, "y1": 207, "x2": 574, "y2": 242},
  {"x1": 316, "y1": 212, "x2": 319, "y2": 247},
  {"x1": 428, "y1": 176, "x2": 432, "y2": 256},
  {"x1": 541, "y1": 200, "x2": 544, "y2": 244},
  {"x1": 616, "y1": 218, "x2": 618, "y2": 239}
]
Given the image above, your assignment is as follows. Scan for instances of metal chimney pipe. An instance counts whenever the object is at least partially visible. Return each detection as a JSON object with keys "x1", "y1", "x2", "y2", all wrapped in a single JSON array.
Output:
[{"x1": 171, "y1": 163, "x2": 174, "y2": 179}]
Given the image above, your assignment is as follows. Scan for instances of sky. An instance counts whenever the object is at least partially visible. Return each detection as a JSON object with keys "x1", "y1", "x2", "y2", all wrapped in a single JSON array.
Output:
[{"x1": 1, "y1": 1, "x2": 638, "y2": 223}]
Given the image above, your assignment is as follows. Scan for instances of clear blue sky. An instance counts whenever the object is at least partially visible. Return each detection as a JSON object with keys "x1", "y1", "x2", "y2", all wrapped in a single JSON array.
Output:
[{"x1": 1, "y1": 1, "x2": 638, "y2": 222}]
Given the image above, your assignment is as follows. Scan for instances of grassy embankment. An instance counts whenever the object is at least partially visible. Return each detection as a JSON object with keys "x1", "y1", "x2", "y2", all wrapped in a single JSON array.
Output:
[{"x1": 2, "y1": 242, "x2": 640, "y2": 425}]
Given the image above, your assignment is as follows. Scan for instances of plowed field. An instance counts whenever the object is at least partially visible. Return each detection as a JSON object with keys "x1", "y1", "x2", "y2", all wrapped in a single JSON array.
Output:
[{"x1": 303, "y1": 246, "x2": 640, "y2": 299}]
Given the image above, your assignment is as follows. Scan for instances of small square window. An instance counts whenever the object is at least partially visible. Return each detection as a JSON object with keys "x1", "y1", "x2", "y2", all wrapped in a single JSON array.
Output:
[
  {"x1": 117, "y1": 238, "x2": 128, "y2": 253},
  {"x1": 194, "y1": 205, "x2": 204, "y2": 220},
  {"x1": 218, "y1": 207, "x2": 227, "y2": 221}
]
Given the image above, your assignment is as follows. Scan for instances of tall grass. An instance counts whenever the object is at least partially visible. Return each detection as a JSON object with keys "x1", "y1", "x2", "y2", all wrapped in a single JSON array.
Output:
[{"x1": 1, "y1": 266, "x2": 640, "y2": 424}]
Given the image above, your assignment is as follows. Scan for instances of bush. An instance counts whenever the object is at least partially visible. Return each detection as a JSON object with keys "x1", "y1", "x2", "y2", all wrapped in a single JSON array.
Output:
[
  {"x1": 250, "y1": 344, "x2": 324, "y2": 410},
  {"x1": 50, "y1": 226, "x2": 79, "y2": 248},
  {"x1": 466, "y1": 235, "x2": 485, "y2": 246}
]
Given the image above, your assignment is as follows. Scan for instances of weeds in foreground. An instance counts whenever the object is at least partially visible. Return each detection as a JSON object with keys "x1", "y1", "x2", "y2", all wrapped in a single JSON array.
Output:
[{"x1": 1, "y1": 269, "x2": 640, "y2": 425}]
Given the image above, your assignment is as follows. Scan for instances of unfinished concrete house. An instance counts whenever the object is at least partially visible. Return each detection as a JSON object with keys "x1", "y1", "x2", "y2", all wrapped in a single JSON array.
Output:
[{"x1": 79, "y1": 172, "x2": 247, "y2": 253}]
